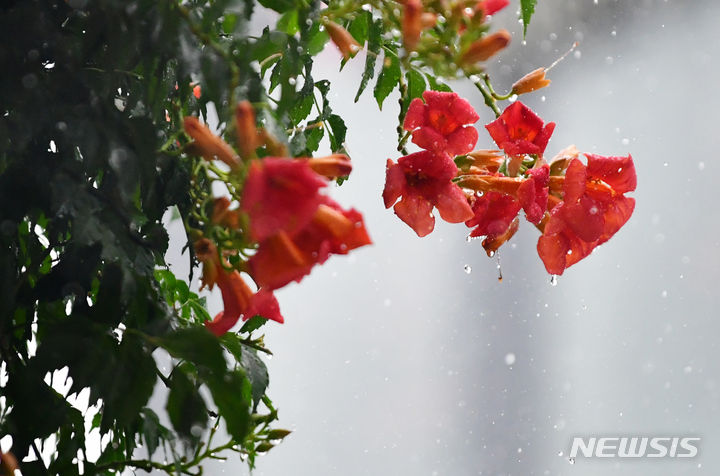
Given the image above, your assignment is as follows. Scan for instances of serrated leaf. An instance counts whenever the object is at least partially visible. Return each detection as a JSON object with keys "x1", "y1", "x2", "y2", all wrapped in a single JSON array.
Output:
[
  {"x1": 355, "y1": 14, "x2": 381, "y2": 102},
  {"x1": 240, "y1": 347, "x2": 269, "y2": 410},
  {"x1": 167, "y1": 366, "x2": 208, "y2": 441},
  {"x1": 348, "y1": 12, "x2": 369, "y2": 45},
  {"x1": 257, "y1": 0, "x2": 295, "y2": 12},
  {"x1": 205, "y1": 370, "x2": 252, "y2": 441},
  {"x1": 327, "y1": 114, "x2": 347, "y2": 152},
  {"x1": 374, "y1": 50, "x2": 401, "y2": 109},
  {"x1": 155, "y1": 327, "x2": 226, "y2": 372},
  {"x1": 277, "y1": 9, "x2": 299, "y2": 35},
  {"x1": 426, "y1": 74, "x2": 452, "y2": 92},
  {"x1": 520, "y1": 0, "x2": 538, "y2": 37},
  {"x1": 402, "y1": 69, "x2": 426, "y2": 116},
  {"x1": 240, "y1": 315, "x2": 268, "y2": 334},
  {"x1": 140, "y1": 408, "x2": 163, "y2": 457}
]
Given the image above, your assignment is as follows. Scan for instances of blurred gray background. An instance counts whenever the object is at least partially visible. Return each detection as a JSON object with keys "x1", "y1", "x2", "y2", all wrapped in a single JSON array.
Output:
[{"x1": 161, "y1": 0, "x2": 720, "y2": 474}]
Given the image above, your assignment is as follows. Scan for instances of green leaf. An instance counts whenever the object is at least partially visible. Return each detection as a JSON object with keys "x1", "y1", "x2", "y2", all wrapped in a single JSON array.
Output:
[
  {"x1": 277, "y1": 9, "x2": 299, "y2": 35},
  {"x1": 348, "y1": 11, "x2": 369, "y2": 45},
  {"x1": 240, "y1": 315, "x2": 268, "y2": 334},
  {"x1": 140, "y1": 409, "x2": 164, "y2": 458},
  {"x1": 355, "y1": 14, "x2": 381, "y2": 102},
  {"x1": 403, "y1": 69, "x2": 426, "y2": 116},
  {"x1": 258, "y1": 0, "x2": 295, "y2": 12},
  {"x1": 155, "y1": 327, "x2": 226, "y2": 373},
  {"x1": 241, "y1": 347, "x2": 269, "y2": 411},
  {"x1": 327, "y1": 114, "x2": 347, "y2": 152},
  {"x1": 204, "y1": 370, "x2": 252, "y2": 441},
  {"x1": 520, "y1": 0, "x2": 538, "y2": 37},
  {"x1": 426, "y1": 74, "x2": 453, "y2": 92},
  {"x1": 374, "y1": 50, "x2": 401, "y2": 109},
  {"x1": 167, "y1": 366, "x2": 208, "y2": 441}
]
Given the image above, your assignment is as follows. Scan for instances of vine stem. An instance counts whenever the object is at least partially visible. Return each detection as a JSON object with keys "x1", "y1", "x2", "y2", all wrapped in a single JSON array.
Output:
[{"x1": 473, "y1": 80, "x2": 501, "y2": 118}]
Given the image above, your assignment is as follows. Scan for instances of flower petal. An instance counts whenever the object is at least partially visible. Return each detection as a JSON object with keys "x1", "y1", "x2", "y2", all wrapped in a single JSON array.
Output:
[
  {"x1": 394, "y1": 192, "x2": 435, "y2": 237},
  {"x1": 434, "y1": 183, "x2": 474, "y2": 223},
  {"x1": 586, "y1": 153, "x2": 637, "y2": 193},
  {"x1": 445, "y1": 126, "x2": 479, "y2": 156}
]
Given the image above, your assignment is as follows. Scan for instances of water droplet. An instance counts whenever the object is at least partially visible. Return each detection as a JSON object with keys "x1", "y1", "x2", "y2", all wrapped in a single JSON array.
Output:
[
  {"x1": 550, "y1": 275, "x2": 558, "y2": 286},
  {"x1": 496, "y1": 254, "x2": 503, "y2": 282},
  {"x1": 488, "y1": 250, "x2": 495, "y2": 257},
  {"x1": 663, "y1": 162, "x2": 669, "y2": 167},
  {"x1": 621, "y1": 137, "x2": 630, "y2": 145},
  {"x1": 661, "y1": 290, "x2": 667, "y2": 298},
  {"x1": 568, "y1": 457, "x2": 575, "y2": 464},
  {"x1": 558, "y1": 451, "x2": 564, "y2": 457},
  {"x1": 611, "y1": 30, "x2": 617, "y2": 37},
  {"x1": 698, "y1": 161, "x2": 705, "y2": 171},
  {"x1": 504, "y1": 353, "x2": 516, "y2": 366},
  {"x1": 464, "y1": 264, "x2": 472, "y2": 274},
  {"x1": 573, "y1": 50, "x2": 582, "y2": 59}
]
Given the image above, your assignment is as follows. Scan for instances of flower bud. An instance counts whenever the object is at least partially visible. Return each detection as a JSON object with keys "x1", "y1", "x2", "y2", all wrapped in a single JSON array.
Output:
[
  {"x1": 235, "y1": 100, "x2": 260, "y2": 160},
  {"x1": 307, "y1": 154, "x2": 352, "y2": 179},
  {"x1": 183, "y1": 117, "x2": 240, "y2": 168},
  {"x1": 313, "y1": 204, "x2": 355, "y2": 238},
  {"x1": 194, "y1": 238, "x2": 219, "y2": 289},
  {"x1": 422, "y1": 12, "x2": 437, "y2": 28},
  {"x1": 402, "y1": 0, "x2": 422, "y2": 52},
  {"x1": 459, "y1": 29, "x2": 511, "y2": 65},
  {"x1": 325, "y1": 21, "x2": 361, "y2": 60},
  {"x1": 0, "y1": 451, "x2": 19, "y2": 476},
  {"x1": 258, "y1": 128, "x2": 289, "y2": 157},
  {"x1": 511, "y1": 68, "x2": 551, "y2": 95},
  {"x1": 467, "y1": 149, "x2": 503, "y2": 172},
  {"x1": 482, "y1": 216, "x2": 519, "y2": 256},
  {"x1": 212, "y1": 197, "x2": 240, "y2": 229}
]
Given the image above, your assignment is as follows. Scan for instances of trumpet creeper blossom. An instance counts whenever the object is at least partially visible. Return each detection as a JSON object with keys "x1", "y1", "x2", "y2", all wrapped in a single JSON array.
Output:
[
  {"x1": 383, "y1": 151, "x2": 474, "y2": 237},
  {"x1": 404, "y1": 91, "x2": 480, "y2": 156},
  {"x1": 537, "y1": 155, "x2": 636, "y2": 275},
  {"x1": 486, "y1": 101, "x2": 555, "y2": 157}
]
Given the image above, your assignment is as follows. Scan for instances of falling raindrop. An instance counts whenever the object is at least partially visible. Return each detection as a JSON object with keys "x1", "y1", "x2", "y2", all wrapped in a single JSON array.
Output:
[
  {"x1": 464, "y1": 264, "x2": 472, "y2": 274},
  {"x1": 496, "y1": 254, "x2": 503, "y2": 282},
  {"x1": 568, "y1": 457, "x2": 575, "y2": 464},
  {"x1": 504, "y1": 353, "x2": 516, "y2": 366},
  {"x1": 550, "y1": 275, "x2": 558, "y2": 286}
]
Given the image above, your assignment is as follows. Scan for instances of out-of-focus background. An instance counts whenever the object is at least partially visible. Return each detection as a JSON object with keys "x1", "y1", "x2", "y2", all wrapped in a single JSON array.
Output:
[{"x1": 162, "y1": 0, "x2": 720, "y2": 474}]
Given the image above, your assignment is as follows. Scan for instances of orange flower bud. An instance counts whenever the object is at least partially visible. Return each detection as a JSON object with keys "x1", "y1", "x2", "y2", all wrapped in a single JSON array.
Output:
[
  {"x1": 306, "y1": 154, "x2": 352, "y2": 179},
  {"x1": 0, "y1": 451, "x2": 19, "y2": 476},
  {"x1": 325, "y1": 21, "x2": 361, "y2": 60},
  {"x1": 467, "y1": 149, "x2": 504, "y2": 172},
  {"x1": 183, "y1": 117, "x2": 240, "y2": 169},
  {"x1": 459, "y1": 29, "x2": 511, "y2": 65},
  {"x1": 549, "y1": 144, "x2": 579, "y2": 175},
  {"x1": 403, "y1": 0, "x2": 422, "y2": 52},
  {"x1": 235, "y1": 101, "x2": 259, "y2": 159},
  {"x1": 421, "y1": 12, "x2": 438, "y2": 29},
  {"x1": 482, "y1": 216, "x2": 519, "y2": 256},
  {"x1": 511, "y1": 68, "x2": 551, "y2": 95},
  {"x1": 194, "y1": 238, "x2": 219, "y2": 290},
  {"x1": 313, "y1": 204, "x2": 354, "y2": 238},
  {"x1": 457, "y1": 174, "x2": 521, "y2": 196},
  {"x1": 211, "y1": 197, "x2": 240, "y2": 229},
  {"x1": 258, "y1": 128, "x2": 289, "y2": 157}
]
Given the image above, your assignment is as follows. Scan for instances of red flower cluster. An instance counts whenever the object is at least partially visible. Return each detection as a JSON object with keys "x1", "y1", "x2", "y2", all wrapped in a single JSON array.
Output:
[
  {"x1": 185, "y1": 110, "x2": 371, "y2": 335},
  {"x1": 383, "y1": 95, "x2": 636, "y2": 276},
  {"x1": 242, "y1": 158, "x2": 371, "y2": 290},
  {"x1": 383, "y1": 91, "x2": 476, "y2": 236}
]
